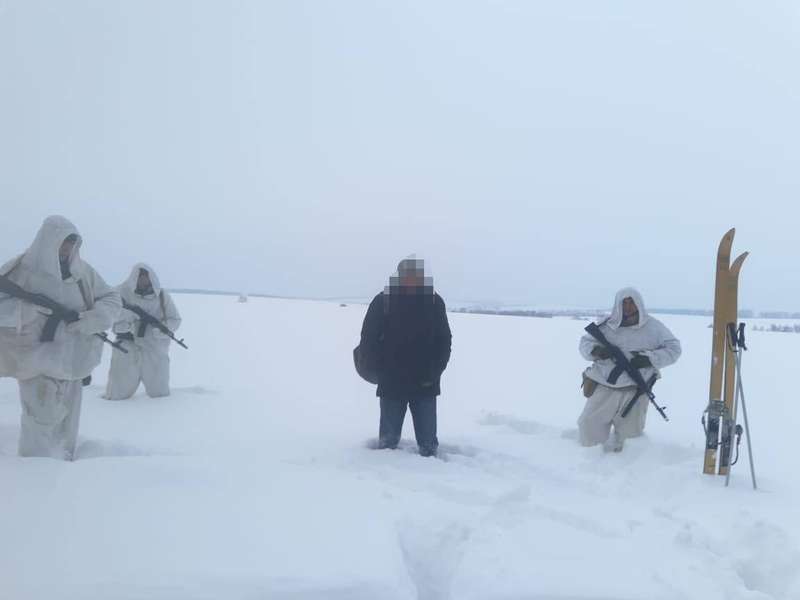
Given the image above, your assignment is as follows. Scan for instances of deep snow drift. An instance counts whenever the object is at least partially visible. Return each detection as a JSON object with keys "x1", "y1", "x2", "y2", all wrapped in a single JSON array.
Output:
[{"x1": 1, "y1": 295, "x2": 798, "y2": 600}]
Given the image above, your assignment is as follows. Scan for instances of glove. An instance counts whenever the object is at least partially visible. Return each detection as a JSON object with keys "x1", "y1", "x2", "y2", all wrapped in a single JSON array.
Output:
[
  {"x1": 630, "y1": 353, "x2": 652, "y2": 369},
  {"x1": 116, "y1": 332, "x2": 134, "y2": 342},
  {"x1": 591, "y1": 346, "x2": 611, "y2": 360}
]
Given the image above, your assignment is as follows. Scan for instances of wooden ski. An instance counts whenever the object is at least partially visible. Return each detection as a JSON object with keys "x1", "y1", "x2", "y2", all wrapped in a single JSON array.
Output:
[
  {"x1": 704, "y1": 229, "x2": 734, "y2": 475},
  {"x1": 718, "y1": 252, "x2": 748, "y2": 475}
]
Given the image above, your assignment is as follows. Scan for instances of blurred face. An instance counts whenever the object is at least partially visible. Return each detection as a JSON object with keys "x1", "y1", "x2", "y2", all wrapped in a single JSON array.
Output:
[
  {"x1": 622, "y1": 296, "x2": 639, "y2": 325},
  {"x1": 399, "y1": 268, "x2": 423, "y2": 288},
  {"x1": 137, "y1": 269, "x2": 152, "y2": 290},
  {"x1": 58, "y1": 238, "x2": 76, "y2": 264}
]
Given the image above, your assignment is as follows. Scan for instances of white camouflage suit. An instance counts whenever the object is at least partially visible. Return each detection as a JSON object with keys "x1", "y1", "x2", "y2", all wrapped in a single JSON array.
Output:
[
  {"x1": 104, "y1": 263, "x2": 181, "y2": 400},
  {"x1": 578, "y1": 288, "x2": 681, "y2": 448},
  {"x1": 0, "y1": 216, "x2": 121, "y2": 460}
]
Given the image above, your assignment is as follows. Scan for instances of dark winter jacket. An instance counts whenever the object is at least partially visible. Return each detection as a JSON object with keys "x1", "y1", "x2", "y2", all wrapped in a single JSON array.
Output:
[{"x1": 359, "y1": 291, "x2": 452, "y2": 398}]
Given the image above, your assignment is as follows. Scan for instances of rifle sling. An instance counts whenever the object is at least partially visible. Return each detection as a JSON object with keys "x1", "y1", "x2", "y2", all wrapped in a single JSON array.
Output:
[{"x1": 77, "y1": 279, "x2": 92, "y2": 311}]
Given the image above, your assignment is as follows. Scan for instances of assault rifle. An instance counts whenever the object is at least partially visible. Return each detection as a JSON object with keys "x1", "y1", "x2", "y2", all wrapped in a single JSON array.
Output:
[
  {"x1": 584, "y1": 322, "x2": 668, "y2": 421},
  {"x1": 0, "y1": 273, "x2": 127, "y2": 353},
  {"x1": 122, "y1": 299, "x2": 188, "y2": 349}
]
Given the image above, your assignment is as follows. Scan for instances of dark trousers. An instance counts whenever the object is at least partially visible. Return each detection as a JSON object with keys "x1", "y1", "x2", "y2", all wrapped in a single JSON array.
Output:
[{"x1": 378, "y1": 395, "x2": 438, "y2": 456}]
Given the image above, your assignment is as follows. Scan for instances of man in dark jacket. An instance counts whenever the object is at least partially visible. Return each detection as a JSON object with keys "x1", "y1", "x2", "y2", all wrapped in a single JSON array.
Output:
[{"x1": 359, "y1": 257, "x2": 452, "y2": 457}]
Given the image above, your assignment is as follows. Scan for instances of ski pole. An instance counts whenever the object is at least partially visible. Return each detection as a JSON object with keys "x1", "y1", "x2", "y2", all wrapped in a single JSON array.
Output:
[
  {"x1": 724, "y1": 333, "x2": 740, "y2": 487},
  {"x1": 724, "y1": 323, "x2": 739, "y2": 487},
  {"x1": 723, "y1": 324, "x2": 757, "y2": 490},
  {"x1": 735, "y1": 338, "x2": 757, "y2": 490}
]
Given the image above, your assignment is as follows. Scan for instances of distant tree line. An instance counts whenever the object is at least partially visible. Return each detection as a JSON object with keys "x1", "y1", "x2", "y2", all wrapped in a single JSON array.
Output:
[
  {"x1": 452, "y1": 306, "x2": 792, "y2": 320},
  {"x1": 758, "y1": 311, "x2": 800, "y2": 319},
  {"x1": 649, "y1": 308, "x2": 755, "y2": 318},
  {"x1": 166, "y1": 289, "x2": 799, "y2": 320},
  {"x1": 453, "y1": 308, "x2": 554, "y2": 318},
  {"x1": 752, "y1": 324, "x2": 800, "y2": 334}
]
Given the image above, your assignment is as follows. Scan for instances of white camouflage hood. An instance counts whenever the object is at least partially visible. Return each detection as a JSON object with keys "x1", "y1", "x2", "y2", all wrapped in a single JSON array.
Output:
[
  {"x1": 122, "y1": 263, "x2": 162, "y2": 296},
  {"x1": 20, "y1": 215, "x2": 84, "y2": 280},
  {"x1": 606, "y1": 287, "x2": 649, "y2": 330}
]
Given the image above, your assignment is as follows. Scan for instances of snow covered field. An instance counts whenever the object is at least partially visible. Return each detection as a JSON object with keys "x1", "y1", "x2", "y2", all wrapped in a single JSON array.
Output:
[{"x1": 1, "y1": 294, "x2": 798, "y2": 600}]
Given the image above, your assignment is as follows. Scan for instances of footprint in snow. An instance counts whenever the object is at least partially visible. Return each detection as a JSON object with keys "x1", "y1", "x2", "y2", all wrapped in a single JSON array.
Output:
[
  {"x1": 364, "y1": 438, "x2": 479, "y2": 459},
  {"x1": 478, "y1": 412, "x2": 551, "y2": 435}
]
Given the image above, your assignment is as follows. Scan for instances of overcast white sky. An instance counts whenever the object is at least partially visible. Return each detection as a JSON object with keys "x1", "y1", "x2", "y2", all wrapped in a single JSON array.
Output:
[{"x1": 1, "y1": 1, "x2": 798, "y2": 311}]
